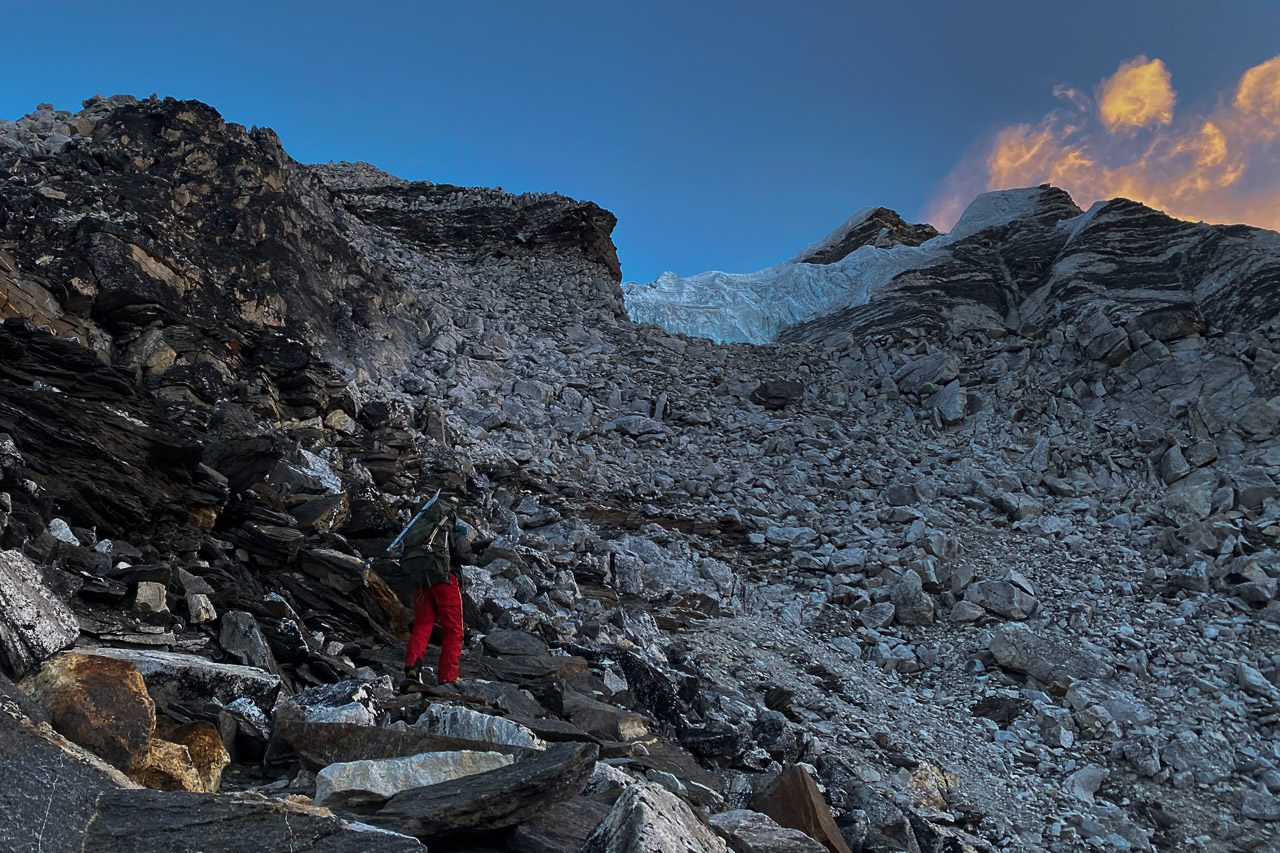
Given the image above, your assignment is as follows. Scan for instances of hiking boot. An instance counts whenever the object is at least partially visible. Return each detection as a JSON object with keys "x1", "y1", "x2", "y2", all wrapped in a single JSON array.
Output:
[{"x1": 399, "y1": 665, "x2": 424, "y2": 693}]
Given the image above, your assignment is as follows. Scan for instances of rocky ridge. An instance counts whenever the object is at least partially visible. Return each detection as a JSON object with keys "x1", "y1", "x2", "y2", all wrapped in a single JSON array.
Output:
[{"x1": 0, "y1": 95, "x2": 1277, "y2": 852}]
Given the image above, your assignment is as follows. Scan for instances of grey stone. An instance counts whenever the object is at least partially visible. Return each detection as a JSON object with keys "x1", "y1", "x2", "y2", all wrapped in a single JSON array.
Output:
[
  {"x1": 1159, "y1": 445, "x2": 1190, "y2": 485},
  {"x1": 926, "y1": 379, "x2": 967, "y2": 425},
  {"x1": 710, "y1": 809, "x2": 827, "y2": 853},
  {"x1": 415, "y1": 704, "x2": 546, "y2": 750},
  {"x1": 581, "y1": 783, "x2": 728, "y2": 853},
  {"x1": 858, "y1": 602, "x2": 896, "y2": 629},
  {"x1": 989, "y1": 623, "x2": 1108, "y2": 684},
  {"x1": 890, "y1": 572, "x2": 934, "y2": 626},
  {"x1": 77, "y1": 646, "x2": 282, "y2": 712},
  {"x1": 314, "y1": 750, "x2": 515, "y2": 807},
  {"x1": 0, "y1": 549, "x2": 78, "y2": 677},
  {"x1": 965, "y1": 580, "x2": 1039, "y2": 619}
]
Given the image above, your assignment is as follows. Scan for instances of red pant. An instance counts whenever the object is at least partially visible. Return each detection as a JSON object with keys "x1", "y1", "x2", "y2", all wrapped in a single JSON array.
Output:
[{"x1": 405, "y1": 576, "x2": 463, "y2": 684}]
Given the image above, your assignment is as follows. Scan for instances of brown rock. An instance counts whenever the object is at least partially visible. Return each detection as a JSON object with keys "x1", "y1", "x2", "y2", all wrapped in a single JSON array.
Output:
[
  {"x1": 750, "y1": 766, "x2": 853, "y2": 853},
  {"x1": 154, "y1": 716, "x2": 229, "y2": 792},
  {"x1": 22, "y1": 651, "x2": 155, "y2": 769},
  {"x1": 126, "y1": 737, "x2": 204, "y2": 792}
]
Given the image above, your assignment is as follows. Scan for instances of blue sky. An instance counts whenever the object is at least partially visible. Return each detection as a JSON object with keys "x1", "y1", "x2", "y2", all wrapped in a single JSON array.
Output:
[{"x1": 3, "y1": 1, "x2": 1278, "y2": 282}]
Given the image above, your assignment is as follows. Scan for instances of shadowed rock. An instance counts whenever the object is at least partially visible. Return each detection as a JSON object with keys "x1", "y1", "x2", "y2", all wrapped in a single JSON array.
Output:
[{"x1": 334, "y1": 741, "x2": 598, "y2": 838}]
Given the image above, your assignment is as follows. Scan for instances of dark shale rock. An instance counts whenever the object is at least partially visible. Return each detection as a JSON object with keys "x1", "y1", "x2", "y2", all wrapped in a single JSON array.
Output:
[
  {"x1": 83, "y1": 789, "x2": 426, "y2": 852},
  {"x1": 277, "y1": 719, "x2": 537, "y2": 771},
  {"x1": 0, "y1": 671, "x2": 137, "y2": 853},
  {"x1": 508, "y1": 797, "x2": 612, "y2": 853},
  {"x1": 749, "y1": 379, "x2": 805, "y2": 410},
  {"x1": 336, "y1": 741, "x2": 598, "y2": 838}
]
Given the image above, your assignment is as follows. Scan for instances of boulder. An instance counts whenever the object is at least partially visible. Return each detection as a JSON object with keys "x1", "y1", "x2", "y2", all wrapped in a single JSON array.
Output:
[
  {"x1": 750, "y1": 765, "x2": 852, "y2": 853},
  {"x1": 79, "y1": 646, "x2": 282, "y2": 712},
  {"x1": 22, "y1": 651, "x2": 155, "y2": 769},
  {"x1": 893, "y1": 353, "x2": 960, "y2": 395},
  {"x1": 342, "y1": 742, "x2": 598, "y2": 838},
  {"x1": 277, "y1": 719, "x2": 536, "y2": 771},
  {"x1": 711, "y1": 809, "x2": 829, "y2": 853},
  {"x1": 1065, "y1": 681, "x2": 1154, "y2": 728},
  {"x1": 0, "y1": 549, "x2": 78, "y2": 677},
  {"x1": 219, "y1": 610, "x2": 280, "y2": 675},
  {"x1": 126, "y1": 737, "x2": 205, "y2": 792},
  {"x1": 314, "y1": 750, "x2": 515, "y2": 807},
  {"x1": 890, "y1": 572, "x2": 934, "y2": 626},
  {"x1": 988, "y1": 624, "x2": 1109, "y2": 685},
  {"x1": 965, "y1": 580, "x2": 1038, "y2": 620},
  {"x1": 749, "y1": 380, "x2": 805, "y2": 410},
  {"x1": 1159, "y1": 445, "x2": 1190, "y2": 485},
  {"x1": 580, "y1": 783, "x2": 728, "y2": 853},
  {"x1": 926, "y1": 379, "x2": 967, "y2": 424}
]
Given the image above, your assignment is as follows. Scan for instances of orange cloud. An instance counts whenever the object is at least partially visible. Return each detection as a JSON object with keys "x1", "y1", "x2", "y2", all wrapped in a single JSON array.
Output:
[
  {"x1": 925, "y1": 54, "x2": 1280, "y2": 235},
  {"x1": 1098, "y1": 56, "x2": 1176, "y2": 132}
]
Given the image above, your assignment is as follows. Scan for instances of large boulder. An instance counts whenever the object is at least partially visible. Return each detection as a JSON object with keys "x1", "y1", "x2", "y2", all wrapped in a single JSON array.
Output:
[
  {"x1": 509, "y1": 798, "x2": 612, "y2": 853},
  {"x1": 749, "y1": 380, "x2": 805, "y2": 410},
  {"x1": 22, "y1": 651, "x2": 155, "y2": 770},
  {"x1": 314, "y1": 750, "x2": 515, "y2": 807},
  {"x1": 0, "y1": 549, "x2": 78, "y2": 677},
  {"x1": 0, "y1": 671, "x2": 139, "y2": 853},
  {"x1": 580, "y1": 783, "x2": 728, "y2": 853},
  {"x1": 153, "y1": 717, "x2": 230, "y2": 793},
  {"x1": 964, "y1": 580, "x2": 1038, "y2": 620}
]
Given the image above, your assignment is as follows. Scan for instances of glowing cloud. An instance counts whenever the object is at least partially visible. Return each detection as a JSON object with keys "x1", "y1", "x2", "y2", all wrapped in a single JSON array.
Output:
[
  {"x1": 925, "y1": 54, "x2": 1280, "y2": 234},
  {"x1": 1098, "y1": 56, "x2": 1176, "y2": 132}
]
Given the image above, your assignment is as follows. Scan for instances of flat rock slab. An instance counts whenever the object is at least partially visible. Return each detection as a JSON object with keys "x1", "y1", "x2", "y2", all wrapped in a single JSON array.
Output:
[
  {"x1": 345, "y1": 741, "x2": 598, "y2": 838},
  {"x1": 83, "y1": 790, "x2": 426, "y2": 852},
  {"x1": 315, "y1": 750, "x2": 515, "y2": 807},
  {"x1": 509, "y1": 797, "x2": 612, "y2": 853},
  {"x1": 80, "y1": 646, "x2": 282, "y2": 712},
  {"x1": 581, "y1": 782, "x2": 728, "y2": 853},
  {"x1": 277, "y1": 719, "x2": 536, "y2": 771}
]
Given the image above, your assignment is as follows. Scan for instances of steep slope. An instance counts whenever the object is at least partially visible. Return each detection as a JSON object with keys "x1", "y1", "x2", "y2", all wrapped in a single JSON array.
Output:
[{"x1": 0, "y1": 96, "x2": 1277, "y2": 853}]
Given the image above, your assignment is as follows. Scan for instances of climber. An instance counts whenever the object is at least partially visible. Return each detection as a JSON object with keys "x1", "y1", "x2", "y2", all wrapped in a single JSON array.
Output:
[{"x1": 397, "y1": 492, "x2": 469, "y2": 688}]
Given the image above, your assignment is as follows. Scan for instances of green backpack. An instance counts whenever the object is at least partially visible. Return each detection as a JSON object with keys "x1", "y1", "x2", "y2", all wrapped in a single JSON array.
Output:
[{"x1": 400, "y1": 498, "x2": 453, "y2": 588}]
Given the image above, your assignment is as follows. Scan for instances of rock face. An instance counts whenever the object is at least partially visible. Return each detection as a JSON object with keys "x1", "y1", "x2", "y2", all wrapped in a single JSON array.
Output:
[
  {"x1": 2, "y1": 94, "x2": 1280, "y2": 853},
  {"x1": 0, "y1": 549, "x2": 78, "y2": 676}
]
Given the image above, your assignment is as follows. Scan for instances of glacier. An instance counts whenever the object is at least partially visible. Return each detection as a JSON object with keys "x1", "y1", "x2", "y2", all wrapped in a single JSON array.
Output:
[{"x1": 622, "y1": 187, "x2": 1064, "y2": 344}]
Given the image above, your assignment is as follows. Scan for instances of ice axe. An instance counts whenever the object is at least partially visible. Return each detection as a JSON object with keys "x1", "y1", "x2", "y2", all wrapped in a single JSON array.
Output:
[{"x1": 387, "y1": 488, "x2": 441, "y2": 551}]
